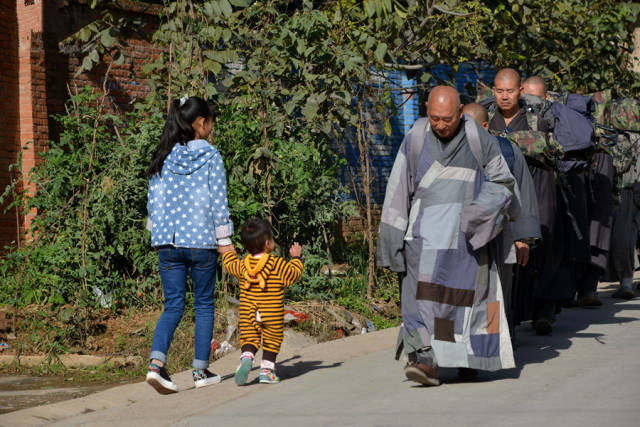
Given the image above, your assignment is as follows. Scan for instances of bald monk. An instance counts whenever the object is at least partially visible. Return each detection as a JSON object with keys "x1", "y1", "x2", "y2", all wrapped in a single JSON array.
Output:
[
  {"x1": 378, "y1": 86, "x2": 517, "y2": 386},
  {"x1": 488, "y1": 69, "x2": 558, "y2": 335},
  {"x1": 522, "y1": 76, "x2": 549, "y2": 100},
  {"x1": 463, "y1": 103, "x2": 541, "y2": 345}
]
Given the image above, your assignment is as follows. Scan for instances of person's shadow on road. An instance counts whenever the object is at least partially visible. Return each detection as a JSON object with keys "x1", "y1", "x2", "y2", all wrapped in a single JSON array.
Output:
[
  {"x1": 439, "y1": 285, "x2": 638, "y2": 384},
  {"x1": 231, "y1": 355, "x2": 342, "y2": 385},
  {"x1": 275, "y1": 355, "x2": 343, "y2": 381}
]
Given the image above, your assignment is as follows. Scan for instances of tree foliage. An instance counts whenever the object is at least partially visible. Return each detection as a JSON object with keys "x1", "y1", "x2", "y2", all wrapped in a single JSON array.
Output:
[{"x1": 483, "y1": 0, "x2": 640, "y2": 95}]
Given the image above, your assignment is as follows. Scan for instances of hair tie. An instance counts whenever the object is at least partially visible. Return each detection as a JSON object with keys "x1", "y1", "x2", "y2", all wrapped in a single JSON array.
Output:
[{"x1": 179, "y1": 95, "x2": 189, "y2": 107}]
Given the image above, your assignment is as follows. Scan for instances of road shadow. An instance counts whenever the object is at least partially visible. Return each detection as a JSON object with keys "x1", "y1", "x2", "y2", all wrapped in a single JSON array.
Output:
[
  {"x1": 438, "y1": 285, "x2": 639, "y2": 384},
  {"x1": 276, "y1": 355, "x2": 343, "y2": 381},
  {"x1": 220, "y1": 355, "x2": 343, "y2": 384}
]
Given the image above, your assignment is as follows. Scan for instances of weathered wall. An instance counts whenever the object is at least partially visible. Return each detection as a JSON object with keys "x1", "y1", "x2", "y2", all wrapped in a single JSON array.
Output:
[
  {"x1": 1, "y1": 1, "x2": 161, "y2": 247},
  {"x1": 0, "y1": 0, "x2": 21, "y2": 249}
]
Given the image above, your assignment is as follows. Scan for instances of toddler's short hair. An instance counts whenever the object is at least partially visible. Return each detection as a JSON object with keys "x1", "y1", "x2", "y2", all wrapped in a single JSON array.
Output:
[{"x1": 241, "y1": 218, "x2": 273, "y2": 255}]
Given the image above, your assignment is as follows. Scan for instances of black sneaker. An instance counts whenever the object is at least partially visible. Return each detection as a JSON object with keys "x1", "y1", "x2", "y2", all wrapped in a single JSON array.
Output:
[
  {"x1": 533, "y1": 317, "x2": 552, "y2": 336},
  {"x1": 193, "y1": 369, "x2": 221, "y2": 388},
  {"x1": 612, "y1": 287, "x2": 634, "y2": 300},
  {"x1": 146, "y1": 363, "x2": 178, "y2": 394}
]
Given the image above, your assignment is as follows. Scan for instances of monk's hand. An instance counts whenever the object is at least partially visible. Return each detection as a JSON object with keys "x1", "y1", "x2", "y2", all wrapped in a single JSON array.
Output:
[
  {"x1": 515, "y1": 241, "x2": 530, "y2": 266},
  {"x1": 218, "y1": 244, "x2": 236, "y2": 255}
]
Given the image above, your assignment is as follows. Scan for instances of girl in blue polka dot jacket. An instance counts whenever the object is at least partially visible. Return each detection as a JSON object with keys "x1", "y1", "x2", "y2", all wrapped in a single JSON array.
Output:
[{"x1": 145, "y1": 96, "x2": 234, "y2": 394}]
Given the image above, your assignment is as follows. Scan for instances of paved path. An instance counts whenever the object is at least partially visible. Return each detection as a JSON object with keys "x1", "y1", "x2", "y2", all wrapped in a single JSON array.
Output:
[{"x1": 2, "y1": 283, "x2": 639, "y2": 426}]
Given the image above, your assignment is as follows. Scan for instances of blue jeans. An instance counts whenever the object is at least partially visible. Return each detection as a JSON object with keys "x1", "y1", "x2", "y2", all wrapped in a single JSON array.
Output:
[{"x1": 150, "y1": 246, "x2": 217, "y2": 369}]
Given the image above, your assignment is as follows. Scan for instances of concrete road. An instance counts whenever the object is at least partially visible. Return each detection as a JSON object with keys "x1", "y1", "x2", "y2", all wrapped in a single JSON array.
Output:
[{"x1": 2, "y1": 283, "x2": 639, "y2": 427}]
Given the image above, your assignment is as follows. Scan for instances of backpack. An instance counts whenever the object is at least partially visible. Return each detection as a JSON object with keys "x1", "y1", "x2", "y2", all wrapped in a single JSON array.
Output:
[
  {"x1": 503, "y1": 130, "x2": 563, "y2": 166},
  {"x1": 605, "y1": 131, "x2": 640, "y2": 176},
  {"x1": 475, "y1": 80, "x2": 494, "y2": 103},
  {"x1": 550, "y1": 94, "x2": 595, "y2": 153},
  {"x1": 609, "y1": 98, "x2": 640, "y2": 132},
  {"x1": 588, "y1": 89, "x2": 613, "y2": 127}
]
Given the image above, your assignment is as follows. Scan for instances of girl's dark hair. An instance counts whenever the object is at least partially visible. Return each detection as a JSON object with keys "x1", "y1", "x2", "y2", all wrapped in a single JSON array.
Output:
[
  {"x1": 241, "y1": 218, "x2": 273, "y2": 255},
  {"x1": 147, "y1": 96, "x2": 214, "y2": 176}
]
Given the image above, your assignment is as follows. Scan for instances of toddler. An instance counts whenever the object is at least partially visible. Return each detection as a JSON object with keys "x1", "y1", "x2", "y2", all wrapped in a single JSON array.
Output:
[{"x1": 221, "y1": 218, "x2": 303, "y2": 384}]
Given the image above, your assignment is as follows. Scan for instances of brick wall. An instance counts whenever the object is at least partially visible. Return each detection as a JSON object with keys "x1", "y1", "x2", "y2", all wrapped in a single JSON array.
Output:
[
  {"x1": 0, "y1": 1, "x2": 161, "y2": 246},
  {"x1": 0, "y1": 0, "x2": 20, "y2": 249},
  {"x1": 16, "y1": 0, "x2": 49, "y2": 238},
  {"x1": 45, "y1": 1, "x2": 162, "y2": 135}
]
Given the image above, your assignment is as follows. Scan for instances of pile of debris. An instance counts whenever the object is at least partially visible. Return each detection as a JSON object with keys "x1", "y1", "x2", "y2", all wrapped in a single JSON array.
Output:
[{"x1": 210, "y1": 296, "x2": 391, "y2": 358}]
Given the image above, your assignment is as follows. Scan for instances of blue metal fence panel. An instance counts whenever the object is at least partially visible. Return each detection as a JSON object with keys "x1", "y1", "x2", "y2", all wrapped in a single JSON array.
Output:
[{"x1": 337, "y1": 63, "x2": 495, "y2": 205}]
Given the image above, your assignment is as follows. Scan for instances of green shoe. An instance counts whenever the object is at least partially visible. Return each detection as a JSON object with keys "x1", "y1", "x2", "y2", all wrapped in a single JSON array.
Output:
[
  {"x1": 259, "y1": 369, "x2": 280, "y2": 384},
  {"x1": 234, "y1": 357, "x2": 253, "y2": 386}
]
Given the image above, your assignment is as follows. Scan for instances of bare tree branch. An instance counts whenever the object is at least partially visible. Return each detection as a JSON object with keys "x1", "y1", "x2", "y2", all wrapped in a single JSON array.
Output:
[{"x1": 433, "y1": 4, "x2": 471, "y2": 17}]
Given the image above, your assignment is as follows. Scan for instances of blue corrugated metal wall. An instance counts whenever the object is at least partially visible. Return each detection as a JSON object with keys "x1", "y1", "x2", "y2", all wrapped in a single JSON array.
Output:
[{"x1": 338, "y1": 63, "x2": 495, "y2": 205}]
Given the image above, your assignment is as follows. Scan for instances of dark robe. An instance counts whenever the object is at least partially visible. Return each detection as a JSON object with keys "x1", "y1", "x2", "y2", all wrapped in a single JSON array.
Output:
[{"x1": 489, "y1": 108, "x2": 558, "y2": 323}]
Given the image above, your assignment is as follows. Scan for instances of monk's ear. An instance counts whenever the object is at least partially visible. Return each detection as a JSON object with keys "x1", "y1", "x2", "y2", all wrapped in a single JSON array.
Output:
[
  {"x1": 482, "y1": 121, "x2": 489, "y2": 131},
  {"x1": 458, "y1": 104, "x2": 464, "y2": 117}
]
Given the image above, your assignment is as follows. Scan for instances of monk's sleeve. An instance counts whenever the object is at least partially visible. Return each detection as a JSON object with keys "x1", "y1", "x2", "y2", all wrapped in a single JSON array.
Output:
[
  {"x1": 376, "y1": 137, "x2": 412, "y2": 272},
  {"x1": 460, "y1": 131, "x2": 517, "y2": 250},
  {"x1": 510, "y1": 147, "x2": 542, "y2": 242}
]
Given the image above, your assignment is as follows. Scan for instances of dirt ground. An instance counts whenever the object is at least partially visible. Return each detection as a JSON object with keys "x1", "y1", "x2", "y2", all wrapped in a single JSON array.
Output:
[{"x1": 0, "y1": 299, "x2": 400, "y2": 414}]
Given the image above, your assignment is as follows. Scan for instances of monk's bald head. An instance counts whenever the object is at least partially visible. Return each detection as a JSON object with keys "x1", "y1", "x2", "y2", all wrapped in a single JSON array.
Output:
[
  {"x1": 522, "y1": 76, "x2": 548, "y2": 99},
  {"x1": 494, "y1": 68, "x2": 521, "y2": 87},
  {"x1": 427, "y1": 85, "x2": 461, "y2": 108},
  {"x1": 462, "y1": 103, "x2": 489, "y2": 130},
  {"x1": 426, "y1": 86, "x2": 462, "y2": 139},
  {"x1": 493, "y1": 68, "x2": 522, "y2": 117}
]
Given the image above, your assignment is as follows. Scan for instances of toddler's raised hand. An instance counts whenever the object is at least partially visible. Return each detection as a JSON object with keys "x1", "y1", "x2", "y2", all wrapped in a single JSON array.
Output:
[{"x1": 289, "y1": 242, "x2": 302, "y2": 258}]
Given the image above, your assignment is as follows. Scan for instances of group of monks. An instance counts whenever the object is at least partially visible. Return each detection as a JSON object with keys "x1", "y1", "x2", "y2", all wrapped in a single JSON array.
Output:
[{"x1": 377, "y1": 67, "x2": 637, "y2": 386}]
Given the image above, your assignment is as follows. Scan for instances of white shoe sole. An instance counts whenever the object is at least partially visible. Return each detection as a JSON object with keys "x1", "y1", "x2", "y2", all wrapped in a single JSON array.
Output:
[
  {"x1": 146, "y1": 371, "x2": 178, "y2": 394},
  {"x1": 194, "y1": 374, "x2": 221, "y2": 388}
]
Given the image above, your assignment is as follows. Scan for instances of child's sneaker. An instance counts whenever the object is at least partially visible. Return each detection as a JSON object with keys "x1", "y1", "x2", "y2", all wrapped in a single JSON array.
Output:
[
  {"x1": 146, "y1": 363, "x2": 178, "y2": 394},
  {"x1": 192, "y1": 369, "x2": 221, "y2": 389},
  {"x1": 234, "y1": 357, "x2": 253, "y2": 386},
  {"x1": 259, "y1": 369, "x2": 280, "y2": 384}
]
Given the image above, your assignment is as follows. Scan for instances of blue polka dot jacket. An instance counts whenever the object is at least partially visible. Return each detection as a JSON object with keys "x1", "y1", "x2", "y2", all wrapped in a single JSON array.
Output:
[{"x1": 147, "y1": 139, "x2": 233, "y2": 248}]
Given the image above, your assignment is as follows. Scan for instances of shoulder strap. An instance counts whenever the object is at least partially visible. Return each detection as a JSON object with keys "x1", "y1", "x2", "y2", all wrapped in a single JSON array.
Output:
[
  {"x1": 408, "y1": 117, "x2": 430, "y2": 182},
  {"x1": 463, "y1": 115, "x2": 485, "y2": 174},
  {"x1": 487, "y1": 104, "x2": 497, "y2": 124},
  {"x1": 496, "y1": 136, "x2": 515, "y2": 173}
]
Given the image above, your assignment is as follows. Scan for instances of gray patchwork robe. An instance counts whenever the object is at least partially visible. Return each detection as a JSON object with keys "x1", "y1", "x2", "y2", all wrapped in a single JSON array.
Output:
[{"x1": 377, "y1": 116, "x2": 517, "y2": 371}]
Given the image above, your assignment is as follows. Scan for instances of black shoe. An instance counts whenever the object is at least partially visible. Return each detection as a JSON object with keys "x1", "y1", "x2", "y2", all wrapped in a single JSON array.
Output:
[
  {"x1": 146, "y1": 363, "x2": 178, "y2": 394},
  {"x1": 612, "y1": 287, "x2": 634, "y2": 300},
  {"x1": 533, "y1": 318, "x2": 552, "y2": 336},
  {"x1": 193, "y1": 369, "x2": 221, "y2": 388},
  {"x1": 575, "y1": 295, "x2": 603, "y2": 307}
]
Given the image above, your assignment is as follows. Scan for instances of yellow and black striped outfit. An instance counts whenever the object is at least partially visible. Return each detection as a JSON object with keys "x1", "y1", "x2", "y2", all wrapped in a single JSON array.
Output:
[{"x1": 222, "y1": 251, "x2": 303, "y2": 354}]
